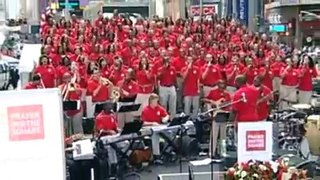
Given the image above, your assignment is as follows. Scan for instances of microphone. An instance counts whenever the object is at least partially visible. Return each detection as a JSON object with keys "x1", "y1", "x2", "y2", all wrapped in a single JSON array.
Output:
[{"x1": 241, "y1": 92, "x2": 247, "y2": 103}]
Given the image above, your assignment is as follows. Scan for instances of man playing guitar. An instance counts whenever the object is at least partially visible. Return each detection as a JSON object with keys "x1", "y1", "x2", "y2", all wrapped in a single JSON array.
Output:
[{"x1": 203, "y1": 80, "x2": 231, "y2": 159}]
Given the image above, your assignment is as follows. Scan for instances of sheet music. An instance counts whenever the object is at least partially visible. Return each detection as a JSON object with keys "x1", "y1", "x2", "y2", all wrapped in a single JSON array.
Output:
[{"x1": 72, "y1": 139, "x2": 95, "y2": 160}]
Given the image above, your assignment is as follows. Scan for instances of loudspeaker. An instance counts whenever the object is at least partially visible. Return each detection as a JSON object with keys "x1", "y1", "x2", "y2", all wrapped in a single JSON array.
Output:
[{"x1": 194, "y1": 116, "x2": 212, "y2": 144}]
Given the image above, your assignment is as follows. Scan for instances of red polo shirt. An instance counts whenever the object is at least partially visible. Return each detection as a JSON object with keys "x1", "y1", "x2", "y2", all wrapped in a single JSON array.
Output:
[
  {"x1": 157, "y1": 66, "x2": 177, "y2": 87},
  {"x1": 243, "y1": 67, "x2": 259, "y2": 85},
  {"x1": 259, "y1": 67, "x2": 273, "y2": 90},
  {"x1": 23, "y1": 82, "x2": 39, "y2": 89},
  {"x1": 181, "y1": 65, "x2": 201, "y2": 96},
  {"x1": 87, "y1": 79, "x2": 109, "y2": 102},
  {"x1": 172, "y1": 56, "x2": 187, "y2": 75},
  {"x1": 281, "y1": 67, "x2": 300, "y2": 86},
  {"x1": 201, "y1": 64, "x2": 222, "y2": 86},
  {"x1": 232, "y1": 85, "x2": 259, "y2": 122},
  {"x1": 299, "y1": 67, "x2": 318, "y2": 91},
  {"x1": 136, "y1": 69, "x2": 155, "y2": 94},
  {"x1": 95, "y1": 111, "x2": 118, "y2": 132},
  {"x1": 141, "y1": 105, "x2": 168, "y2": 124},
  {"x1": 225, "y1": 64, "x2": 245, "y2": 86},
  {"x1": 256, "y1": 85, "x2": 272, "y2": 120},
  {"x1": 110, "y1": 68, "x2": 127, "y2": 85},
  {"x1": 34, "y1": 65, "x2": 57, "y2": 88},
  {"x1": 206, "y1": 88, "x2": 231, "y2": 111},
  {"x1": 271, "y1": 62, "x2": 285, "y2": 77},
  {"x1": 117, "y1": 80, "x2": 139, "y2": 98}
]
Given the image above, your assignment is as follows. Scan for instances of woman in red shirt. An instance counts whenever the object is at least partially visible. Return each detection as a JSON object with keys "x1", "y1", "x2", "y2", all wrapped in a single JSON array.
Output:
[
  {"x1": 56, "y1": 56, "x2": 71, "y2": 85},
  {"x1": 279, "y1": 58, "x2": 300, "y2": 109},
  {"x1": 34, "y1": 55, "x2": 57, "y2": 88},
  {"x1": 98, "y1": 57, "x2": 111, "y2": 79},
  {"x1": 141, "y1": 93, "x2": 169, "y2": 164},
  {"x1": 298, "y1": 55, "x2": 318, "y2": 104},
  {"x1": 135, "y1": 57, "x2": 155, "y2": 113},
  {"x1": 59, "y1": 72, "x2": 83, "y2": 134},
  {"x1": 242, "y1": 58, "x2": 259, "y2": 85}
]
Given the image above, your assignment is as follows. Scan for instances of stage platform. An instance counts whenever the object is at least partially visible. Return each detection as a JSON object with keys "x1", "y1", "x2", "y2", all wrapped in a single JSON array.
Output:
[{"x1": 139, "y1": 160, "x2": 223, "y2": 180}]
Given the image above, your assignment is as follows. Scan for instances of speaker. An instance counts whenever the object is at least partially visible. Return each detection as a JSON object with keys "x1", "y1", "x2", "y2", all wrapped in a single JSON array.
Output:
[{"x1": 194, "y1": 116, "x2": 212, "y2": 144}]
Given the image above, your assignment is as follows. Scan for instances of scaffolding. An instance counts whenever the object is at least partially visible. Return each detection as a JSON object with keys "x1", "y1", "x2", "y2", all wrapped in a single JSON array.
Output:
[{"x1": 83, "y1": 1, "x2": 104, "y2": 21}]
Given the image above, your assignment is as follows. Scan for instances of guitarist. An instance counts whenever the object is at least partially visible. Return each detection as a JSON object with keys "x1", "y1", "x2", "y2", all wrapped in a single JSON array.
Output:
[
  {"x1": 253, "y1": 75, "x2": 273, "y2": 121},
  {"x1": 203, "y1": 80, "x2": 231, "y2": 160}
]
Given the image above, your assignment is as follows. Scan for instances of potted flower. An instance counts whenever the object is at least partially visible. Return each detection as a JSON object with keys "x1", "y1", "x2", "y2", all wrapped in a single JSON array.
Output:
[{"x1": 225, "y1": 159, "x2": 308, "y2": 180}]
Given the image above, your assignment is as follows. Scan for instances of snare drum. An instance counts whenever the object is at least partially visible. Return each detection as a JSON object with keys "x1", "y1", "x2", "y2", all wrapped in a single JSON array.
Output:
[{"x1": 305, "y1": 115, "x2": 320, "y2": 156}]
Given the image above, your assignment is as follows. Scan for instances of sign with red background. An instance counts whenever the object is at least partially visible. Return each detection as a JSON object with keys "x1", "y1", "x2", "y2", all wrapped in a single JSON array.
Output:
[
  {"x1": 7, "y1": 105, "x2": 45, "y2": 141},
  {"x1": 246, "y1": 130, "x2": 266, "y2": 151}
]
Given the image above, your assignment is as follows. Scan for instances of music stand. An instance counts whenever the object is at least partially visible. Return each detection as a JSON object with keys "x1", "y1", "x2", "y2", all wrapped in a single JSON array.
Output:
[
  {"x1": 63, "y1": 100, "x2": 80, "y2": 111},
  {"x1": 119, "y1": 95, "x2": 137, "y2": 103},
  {"x1": 121, "y1": 120, "x2": 143, "y2": 135},
  {"x1": 63, "y1": 101, "x2": 80, "y2": 137},
  {"x1": 168, "y1": 115, "x2": 190, "y2": 127}
]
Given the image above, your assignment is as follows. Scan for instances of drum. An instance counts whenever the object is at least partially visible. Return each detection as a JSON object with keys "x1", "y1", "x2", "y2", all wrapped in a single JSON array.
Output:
[{"x1": 305, "y1": 115, "x2": 320, "y2": 156}]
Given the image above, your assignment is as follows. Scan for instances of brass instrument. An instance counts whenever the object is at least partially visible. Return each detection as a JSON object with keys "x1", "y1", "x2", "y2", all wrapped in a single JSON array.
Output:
[
  {"x1": 111, "y1": 87, "x2": 121, "y2": 102},
  {"x1": 37, "y1": 73, "x2": 45, "y2": 89},
  {"x1": 62, "y1": 73, "x2": 77, "y2": 101}
]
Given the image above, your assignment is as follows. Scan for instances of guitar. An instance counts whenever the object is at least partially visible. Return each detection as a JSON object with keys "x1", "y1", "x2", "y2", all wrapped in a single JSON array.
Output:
[{"x1": 257, "y1": 90, "x2": 278, "y2": 105}]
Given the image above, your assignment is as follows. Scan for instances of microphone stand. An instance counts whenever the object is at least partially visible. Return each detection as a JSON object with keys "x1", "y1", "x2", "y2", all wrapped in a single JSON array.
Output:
[{"x1": 203, "y1": 95, "x2": 246, "y2": 180}]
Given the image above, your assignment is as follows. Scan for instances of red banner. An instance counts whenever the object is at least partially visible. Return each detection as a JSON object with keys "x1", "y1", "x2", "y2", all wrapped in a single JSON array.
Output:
[
  {"x1": 246, "y1": 130, "x2": 266, "y2": 151},
  {"x1": 190, "y1": 5, "x2": 218, "y2": 16},
  {"x1": 8, "y1": 105, "x2": 45, "y2": 141}
]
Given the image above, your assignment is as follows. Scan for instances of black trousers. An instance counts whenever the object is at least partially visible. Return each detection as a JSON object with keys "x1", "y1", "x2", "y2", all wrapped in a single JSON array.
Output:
[{"x1": 67, "y1": 157, "x2": 108, "y2": 180}]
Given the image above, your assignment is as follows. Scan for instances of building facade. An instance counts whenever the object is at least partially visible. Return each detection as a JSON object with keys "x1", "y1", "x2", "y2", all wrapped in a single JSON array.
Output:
[{"x1": 265, "y1": 0, "x2": 320, "y2": 47}]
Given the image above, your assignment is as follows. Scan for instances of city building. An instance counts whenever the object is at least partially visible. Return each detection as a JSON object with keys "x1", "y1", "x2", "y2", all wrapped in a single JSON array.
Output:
[{"x1": 265, "y1": 0, "x2": 320, "y2": 47}]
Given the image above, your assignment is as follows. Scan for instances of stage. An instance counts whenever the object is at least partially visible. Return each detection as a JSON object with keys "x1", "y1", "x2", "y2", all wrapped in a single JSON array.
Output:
[{"x1": 139, "y1": 159, "x2": 223, "y2": 180}]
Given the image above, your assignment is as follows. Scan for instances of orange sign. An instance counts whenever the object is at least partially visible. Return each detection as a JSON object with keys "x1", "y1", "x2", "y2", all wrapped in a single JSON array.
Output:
[{"x1": 7, "y1": 105, "x2": 45, "y2": 141}]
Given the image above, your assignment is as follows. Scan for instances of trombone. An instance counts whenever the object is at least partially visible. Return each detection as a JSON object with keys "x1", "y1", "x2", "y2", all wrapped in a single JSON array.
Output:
[{"x1": 62, "y1": 73, "x2": 77, "y2": 101}]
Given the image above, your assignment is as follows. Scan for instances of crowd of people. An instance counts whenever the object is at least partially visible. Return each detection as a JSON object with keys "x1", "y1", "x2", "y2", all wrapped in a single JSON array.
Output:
[{"x1": 22, "y1": 9, "x2": 319, "y2": 178}]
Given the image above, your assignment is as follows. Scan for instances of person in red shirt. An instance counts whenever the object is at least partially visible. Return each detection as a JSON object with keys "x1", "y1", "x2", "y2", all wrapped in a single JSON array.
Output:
[
  {"x1": 116, "y1": 69, "x2": 139, "y2": 128},
  {"x1": 95, "y1": 103, "x2": 118, "y2": 136},
  {"x1": 253, "y1": 75, "x2": 273, "y2": 121},
  {"x1": 203, "y1": 80, "x2": 231, "y2": 159},
  {"x1": 172, "y1": 48, "x2": 187, "y2": 111},
  {"x1": 141, "y1": 93, "x2": 169, "y2": 164},
  {"x1": 259, "y1": 60, "x2": 274, "y2": 91},
  {"x1": 157, "y1": 56, "x2": 177, "y2": 119},
  {"x1": 232, "y1": 75, "x2": 259, "y2": 123},
  {"x1": 34, "y1": 55, "x2": 57, "y2": 88},
  {"x1": 59, "y1": 72, "x2": 83, "y2": 134},
  {"x1": 86, "y1": 68, "x2": 110, "y2": 105},
  {"x1": 181, "y1": 56, "x2": 201, "y2": 116},
  {"x1": 298, "y1": 55, "x2": 318, "y2": 104},
  {"x1": 242, "y1": 58, "x2": 259, "y2": 85},
  {"x1": 110, "y1": 58, "x2": 128, "y2": 85},
  {"x1": 279, "y1": 58, "x2": 300, "y2": 109},
  {"x1": 226, "y1": 55, "x2": 245, "y2": 94},
  {"x1": 23, "y1": 74, "x2": 44, "y2": 89},
  {"x1": 201, "y1": 54, "x2": 222, "y2": 96},
  {"x1": 271, "y1": 56, "x2": 285, "y2": 93},
  {"x1": 135, "y1": 57, "x2": 155, "y2": 114}
]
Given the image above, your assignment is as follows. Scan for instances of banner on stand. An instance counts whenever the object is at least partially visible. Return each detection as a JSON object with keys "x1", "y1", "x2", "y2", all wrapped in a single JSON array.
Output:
[
  {"x1": 0, "y1": 89, "x2": 65, "y2": 180},
  {"x1": 237, "y1": 121, "x2": 273, "y2": 163}
]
